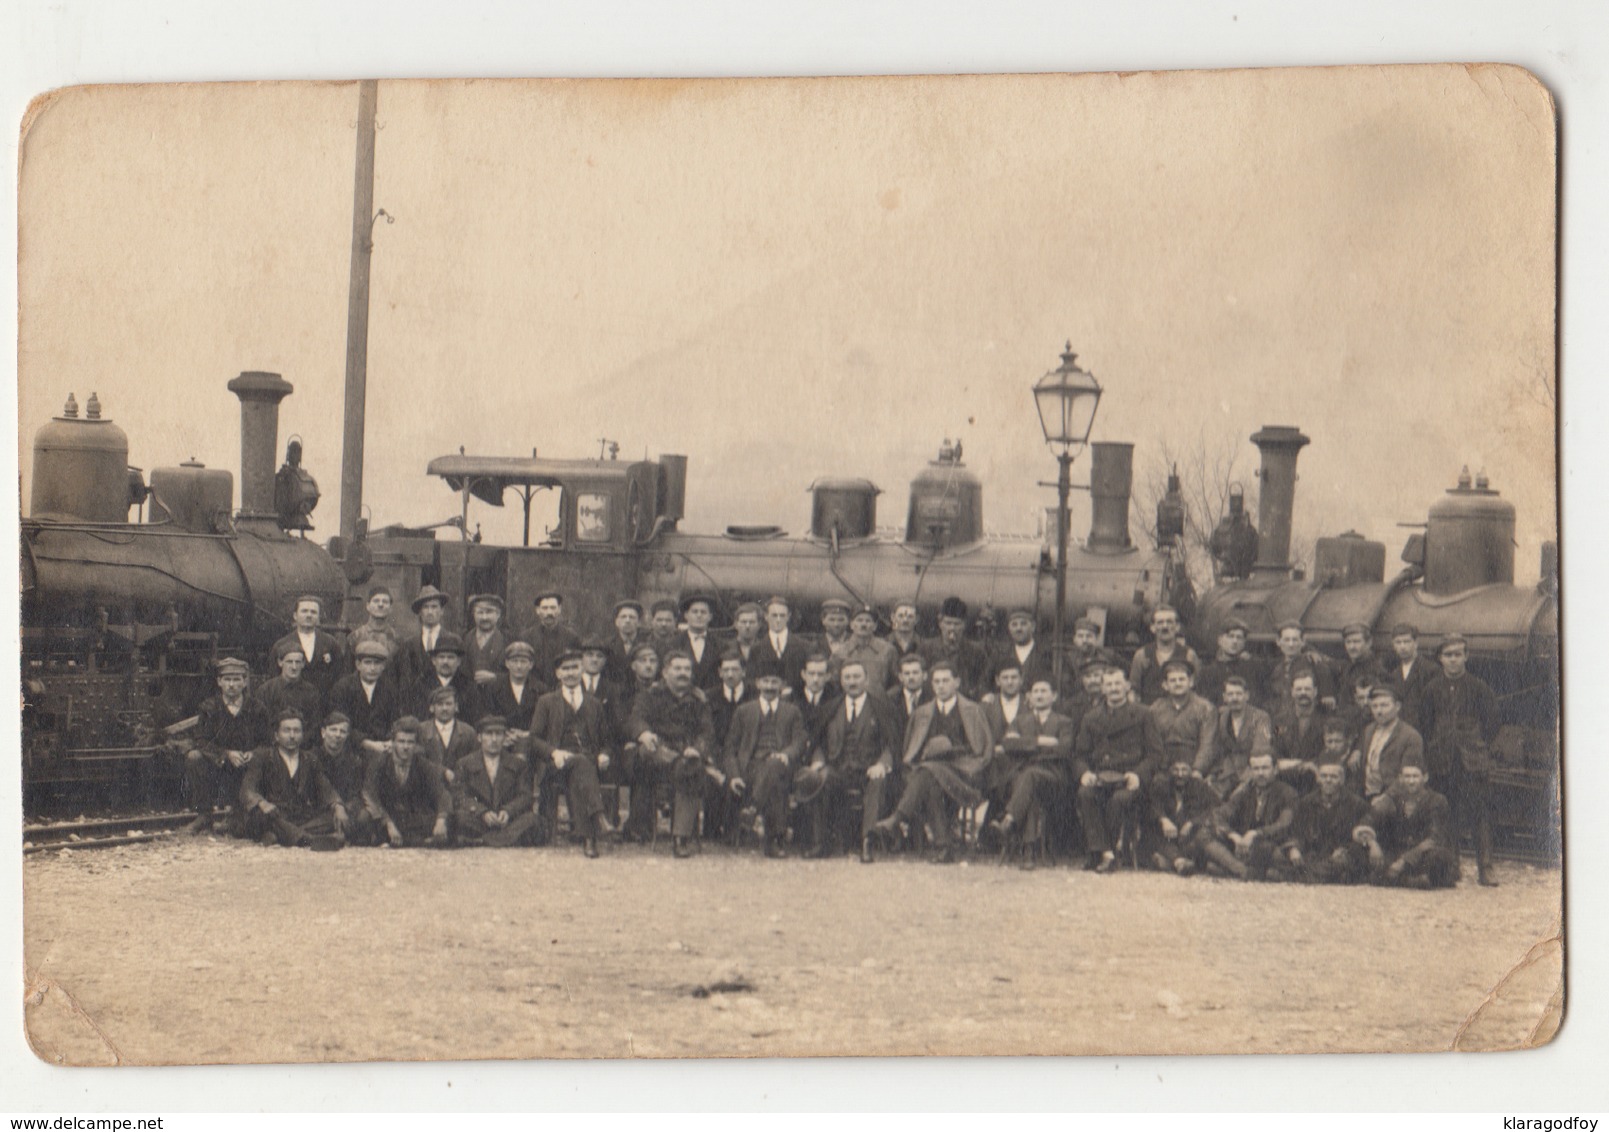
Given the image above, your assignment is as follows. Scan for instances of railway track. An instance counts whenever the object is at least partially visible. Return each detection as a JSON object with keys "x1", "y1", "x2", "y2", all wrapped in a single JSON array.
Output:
[{"x1": 22, "y1": 810, "x2": 198, "y2": 855}]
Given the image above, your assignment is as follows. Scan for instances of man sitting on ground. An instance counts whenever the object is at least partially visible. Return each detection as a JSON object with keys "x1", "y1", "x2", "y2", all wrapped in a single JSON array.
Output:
[
  {"x1": 355, "y1": 717, "x2": 451, "y2": 848},
  {"x1": 1280, "y1": 757, "x2": 1369, "y2": 884},
  {"x1": 239, "y1": 710, "x2": 346, "y2": 849},
  {"x1": 452, "y1": 715, "x2": 538, "y2": 847},
  {"x1": 1148, "y1": 755, "x2": 1221, "y2": 876},
  {"x1": 1353, "y1": 758, "x2": 1460, "y2": 889},
  {"x1": 1201, "y1": 752, "x2": 1298, "y2": 881}
]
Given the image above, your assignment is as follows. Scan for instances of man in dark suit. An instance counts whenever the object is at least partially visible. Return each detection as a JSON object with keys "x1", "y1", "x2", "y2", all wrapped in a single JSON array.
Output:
[
  {"x1": 616, "y1": 642, "x2": 668, "y2": 842},
  {"x1": 1265, "y1": 622, "x2": 1338, "y2": 711},
  {"x1": 407, "y1": 631, "x2": 483, "y2": 724},
  {"x1": 1351, "y1": 683, "x2": 1424, "y2": 800},
  {"x1": 1148, "y1": 754, "x2": 1221, "y2": 876},
  {"x1": 980, "y1": 660, "x2": 1027, "y2": 743},
  {"x1": 755, "y1": 595, "x2": 813, "y2": 696},
  {"x1": 646, "y1": 600, "x2": 682, "y2": 661},
  {"x1": 721, "y1": 657, "x2": 805, "y2": 858},
  {"x1": 417, "y1": 685, "x2": 478, "y2": 781},
  {"x1": 1355, "y1": 758, "x2": 1460, "y2": 888},
  {"x1": 627, "y1": 650, "x2": 718, "y2": 858},
  {"x1": 1280, "y1": 758, "x2": 1369, "y2": 884},
  {"x1": 1073, "y1": 668, "x2": 1163, "y2": 873},
  {"x1": 603, "y1": 599, "x2": 646, "y2": 697},
  {"x1": 919, "y1": 596, "x2": 989, "y2": 700},
  {"x1": 890, "y1": 653, "x2": 931, "y2": 738},
  {"x1": 1383, "y1": 622, "x2": 1436, "y2": 732},
  {"x1": 520, "y1": 591, "x2": 583, "y2": 687},
  {"x1": 677, "y1": 593, "x2": 723, "y2": 690},
  {"x1": 1194, "y1": 618, "x2": 1264, "y2": 710},
  {"x1": 728, "y1": 602, "x2": 765, "y2": 672},
  {"x1": 709, "y1": 649, "x2": 755, "y2": 746},
  {"x1": 464, "y1": 594, "x2": 513, "y2": 691},
  {"x1": 326, "y1": 639, "x2": 401, "y2": 757},
  {"x1": 1202, "y1": 674, "x2": 1273, "y2": 797},
  {"x1": 1335, "y1": 623, "x2": 1385, "y2": 710},
  {"x1": 987, "y1": 608, "x2": 1054, "y2": 699},
  {"x1": 1270, "y1": 671, "x2": 1329, "y2": 793},
  {"x1": 253, "y1": 641, "x2": 323, "y2": 746},
  {"x1": 1418, "y1": 633, "x2": 1503, "y2": 886},
  {"x1": 354, "y1": 717, "x2": 451, "y2": 848},
  {"x1": 793, "y1": 652, "x2": 838, "y2": 762},
  {"x1": 870, "y1": 660, "x2": 993, "y2": 864},
  {"x1": 485, "y1": 640, "x2": 546, "y2": 736},
  {"x1": 239, "y1": 710, "x2": 346, "y2": 848},
  {"x1": 270, "y1": 594, "x2": 345, "y2": 699},
  {"x1": 798, "y1": 658, "x2": 904, "y2": 862},
  {"x1": 1201, "y1": 752, "x2": 1299, "y2": 880},
  {"x1": 527, "y1": 649, "x2": 613, "y2": 856},
  {"x1": 452, "y1": 716, "x2": 538, "y2": 847},
  {"x1": 394, "y1": 584, "x2": 451, "y2": 690},
  {"x1": 989, "y1": 676, "x2": 1077, "y2": 868}
]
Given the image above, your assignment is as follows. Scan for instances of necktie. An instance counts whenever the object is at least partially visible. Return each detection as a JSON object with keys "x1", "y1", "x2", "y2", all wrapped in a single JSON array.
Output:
[
  {"x1": 848, "y1": 699, "x2": 858, "y2": 724},
  {"x1": 567, "y1": 689, "x2": 581, "y2": 711}
]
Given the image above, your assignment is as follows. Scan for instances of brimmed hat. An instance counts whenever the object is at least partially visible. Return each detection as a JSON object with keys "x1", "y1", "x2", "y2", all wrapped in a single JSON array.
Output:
[
  {"x1": 1160, "y1": 657, "x2": 1196, "y2": 678},
  {"x1": 554, "y1": 648, "x2": 585, "y2": 671},
  {"x1": 411, "y1": 584, "x2": 450, "y2": 613},
  {"x1": 680, "y1": 592, "x2": 717, "y2": 616},
  {"x1": 1072, "y1": 617, "x2": 1100, "y2": 634},
  {"x1": 1368, "y1": 683, "x2": 1401, "y2": 702},
  {"x1": 429, "y1": 631, "x2": 466, "y2": 656},
  {"x1": 820, "y1": 598, "x2": 853, "y2": 615},
  {"x1": 532, "y1": 590, "x2": 564, "y2": 606}
]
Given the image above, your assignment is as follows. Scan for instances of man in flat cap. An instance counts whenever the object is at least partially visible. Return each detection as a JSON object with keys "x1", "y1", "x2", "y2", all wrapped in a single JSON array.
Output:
[
  {"x1": 1354, "y1": 757, "x2": 1460, "y2": 888},
  {"x1": 183, "y1": 656, "x2": 273, "y2": 835},
  {"x1": 313, "y1": 711, "x2": 368, "y2": 821},
  {"x1": 395, "y1": 584, "x2": 451, "y2": 689},
  {"x1": 677, "y1": 593, "x2": 723, "y2": 690},
  {"x1": 988, "y1": 608, "x2": 1054, "y2": 700},
  {"x1": 271, "y1": 594, "x2": 345, "y2": 697},
  {"x1": 486, "y1": 639, "x2": 547, "y2": 736},
  {"x1": 407, "y1": 631, "x2": 483, "y2": 724},
  {"x1": 919, "y1": 597, "x2": 989, "y2": 700},
  {"x1": 1066, "y1": 618, "x2": 1105, "y2": 687},
  {"x1": 453, "y1": 716, "x2": 538, "y2": 848},
  {"x1": 520, "y1": 591, "x2": 582, "y2": 688},
  {"x1": 1418, "y1": 633, "x2": 1502, "y2": 885},
  {"x1": 722, "y1": 656, "x2": 805, "y2": 858},
  {"x1": 1383, "y1": 623, "x2": 1435, "y2": 732},
  {"x1": 646, "y1": 599, "x2": 682, "y2": 663},
  {"x1": 253, "y1": 640, "x2": 324, "y2": 746},
  {"x1": 355, "y1": 716, "x2": 451, "y2": 848},
  {"x1": 418, "y1": 685, "x2": 478, "y2": 781},
  {"x1": 1194, "y1": 618, "x2": 1264, "y2": 710},
  {"x1": 1147, "y1": 658, "x2": 1215, "y2": 792},
  {"x1": 870, "y1": 659, "x2": 993, "y2": 864},
  {"x1": 348, "y1": 585, "x2": 401, "y2": 670},
  {"x1": 1336, "y1": 623, "x2": 1385, "y2": 707},
  {"x1": 1353, "y1": 683, "x2": 1424, "y2": 801},
  {"x1": 818, "y1": 598, "x2": 854, "y2": 675},
  {"x1": 837, "y1": 605, "x2": 896, "y2": 694},
  {"x1": 528, "y1": 649, "x2": 613, "y2": 856},
  {"x1": 756, "y1": 596, "x2": 812, "y2": 696},
  {"x1": 627, "y1": 649, "x2": 717, "y2": 858},
  {"x1": 1128, "y1": 605, "x2": 1201, "y2": 706},
  {"x1": 464, "y1": 594, "x2": 512, "y2": 689},
  {"x1": 240, "y1": 709, "x2": 346, "y2": 849},
  {"x1": 327, "y1": 638, "x2": 401, "y2": 756}
]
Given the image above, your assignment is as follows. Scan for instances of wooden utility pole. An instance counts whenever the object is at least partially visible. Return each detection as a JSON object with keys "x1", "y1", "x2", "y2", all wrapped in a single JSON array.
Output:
[{"x1": 339, "y1": 79, "x2": 378, "y2": 549}]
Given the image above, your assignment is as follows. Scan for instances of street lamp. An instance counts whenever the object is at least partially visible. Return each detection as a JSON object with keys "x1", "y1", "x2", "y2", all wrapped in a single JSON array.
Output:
[{"x1": 1034, "y1": 342, "x2": 1104, "y2": 683}]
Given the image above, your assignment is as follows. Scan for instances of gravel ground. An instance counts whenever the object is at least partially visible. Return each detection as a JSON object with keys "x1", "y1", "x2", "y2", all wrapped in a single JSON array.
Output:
[{"x1": 22, "y1": 837, "x2": 1562, "y2": 1065}]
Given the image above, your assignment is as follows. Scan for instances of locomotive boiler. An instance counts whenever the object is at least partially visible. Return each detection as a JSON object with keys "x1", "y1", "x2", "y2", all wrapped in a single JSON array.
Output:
[
  {"x1": 20, "y1": 374, "x2": 347, "y2": 797},
  {"x1": 350, "y1": 437, "x2": 1192, "y2": 653},
  {"x1": 1194, "y1": 425, "x2": 1560, "y2": 858}
]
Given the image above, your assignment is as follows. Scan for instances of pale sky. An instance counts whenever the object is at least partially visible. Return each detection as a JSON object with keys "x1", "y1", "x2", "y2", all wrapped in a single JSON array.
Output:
[{"x1": 18, "y1": 66, "x2": 1556, "y2": 575}]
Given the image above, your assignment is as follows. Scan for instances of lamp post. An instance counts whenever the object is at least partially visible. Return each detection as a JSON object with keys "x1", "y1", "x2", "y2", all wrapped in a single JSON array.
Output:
[{"x1": 1034, "y1": 342, "x2": 1104, "y2": 685}]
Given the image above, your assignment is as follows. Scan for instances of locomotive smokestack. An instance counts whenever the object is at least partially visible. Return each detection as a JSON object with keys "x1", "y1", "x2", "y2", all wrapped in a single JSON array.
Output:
[
  {"x1": 227, "y1": 371, "x2": 294, "y2": 518},
  {"x1": 1087, "y1": 441, "x2": 1133, "y2": 553},
  {"x1": 1250, "y1": 425, "x2": 1310, "y2": 577}
]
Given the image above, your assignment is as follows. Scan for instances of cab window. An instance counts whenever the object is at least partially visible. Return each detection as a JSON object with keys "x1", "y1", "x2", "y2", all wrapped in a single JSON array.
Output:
[{"x1": 576, "y1": 492, "x2": 612, "y2": 543}]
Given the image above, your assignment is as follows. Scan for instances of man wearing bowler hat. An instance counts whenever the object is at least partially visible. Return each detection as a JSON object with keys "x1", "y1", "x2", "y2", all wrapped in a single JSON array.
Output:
[
  {"x1": 408, "y1": 631, "x2": 483, "y2": 724},
  {"x1": 464, "y1": 593, "x2": 512, "y2": 688},
  {"x1": 452, "y1": 715, "x2": 538, "y2": 848},
  {"x1": 521, "y1": 590, "x2": 582, "y2": 685},
  {"x1": 396, "y1": 584, "x2": 451, "y2": 689},
  {"x1": 677, "y1": 593, "x2": 723, "y2": 690}
]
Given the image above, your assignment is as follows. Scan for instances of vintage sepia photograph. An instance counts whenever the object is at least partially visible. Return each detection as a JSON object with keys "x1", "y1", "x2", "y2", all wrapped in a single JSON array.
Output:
[{"x1": 17, "y1": 65, "x2": 1560, "y2": 1066}]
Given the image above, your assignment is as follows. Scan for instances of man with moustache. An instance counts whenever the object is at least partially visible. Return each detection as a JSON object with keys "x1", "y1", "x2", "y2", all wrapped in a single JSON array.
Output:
[
  {"x1": 1201, "y1": 674, "x2": 1273, "y2": 797},
  {"x1": 464, "y1": 594, "x2": 513, "y2": 689},
  {"x1": 417, "y1": 685, "x2": 478, "y2": 780},
  {"x1": 528, "y1": 650, "x2": 613, "y2": 856},
  {"x1": 1127, "y1": 606, "x2": 1201, "y2": 706},
  {"x1": 1147, "y1": 659, "x2": 1215, "y2": 790},
  {"x1": 799, "y1": 658, "x2": 904, "y2": 862},
  {"x1": 1418, "y1": 633, "x2": 1503, "y2": 886},
  {"x1": 722, "y1": 657, "x2": 806, "y2": 858},
  {"x1": 1270, "y1": 671, "x2": 1329, "y2": 792},
  {"x1": 239, "y1": 710, "x2": 347, "y2": 849},
  {"x1": 627, "y1": 650, "x2": 718, "y2": 858},
  {"x1": 521, "y1": 591, "x2": 583, "y2": 685},
  {"x1": 452, "y1": 715, "x2": 538, "y2": 848},
  {"x1": 1352, "y1": 683, "x2": 1424, "y2": 802},
  {"x1": 988, "y1": 609, "x2": 1054, "y2": 700},
  {"x1": 920, "y1": 597, "x2": 989, "y2": 700},
  {"x1": 1073, "y1": 668, "x2": 1163, "y2": 873},
  {"x1": 988, "y1": 676, "x2": 1077, "y2": 869},
  {"x1": 884, "y1": 601, "x2": 925, "y2": 680},
  {"x1": 407, "y1": 632, "x2": 483, "y2": 724},
  {"x1": 1201, "y1": 751, "x2": 1298, "y2": 881},
  {"x1": 646, "y1": 600, "x2": 682, "y2": 660},
  {"x1": 837, "y1": 605, "x2": 897, "y2": 695},
  {"x1": 348, "y1": 585, "x2": 402, "y2": 669}
]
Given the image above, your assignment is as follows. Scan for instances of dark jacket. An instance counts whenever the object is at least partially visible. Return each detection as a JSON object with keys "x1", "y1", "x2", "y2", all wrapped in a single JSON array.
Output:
[
  {"x1": 527, "y1": 689, "x2": 612, "y2": 761},
  {"x1": 195, "y1": 695, "x2": 272, "y2": 761},
  {"x1": 485, "y1": 675, "x2": 548, "y2": 732},
  {"x1": 1285, "y1": 786, "x2": 1370, "y2": 856},
  {"x1": 1363, "y1": 788, "x2": 1455, "y2": 862},
  {"x1": 252, "y1": 676, "x2": 324, "y2": 739},
  {"x1": 1418, "y1": 671, "x2": 1500, "y2": 778},
  {"x1": 676, "y1": 629, "x2": 724, "y2": 690},
  {"x1": 239, "y1": 745, "x2": 340, "y2": 821},
  {"x1": 1149, "y1": 774, "x2": 1221, "y2": 828},
  {"x1": 418, "y1": 718, "x2": 479, "y2": 771},
  {"x1": 268, "y1": 629, "x2": 346, "y2": 696},
  {"x1": 1215, "y1": 778, "x2": 1299, "y2": 841},
  {"x1": 1354, "y1": 719, "x2": 1425, "y2": 797},
  {"x1": 625, "y1": 683, "x2": 717, "y2": 761},
  {"x1": 819, "y1": 692, "x2": 903, "y2": 774},
  {"x1": 1072, "y1": 701, "x2": 1162, "y2": 782},
  {"x1": 754, "y1": 631, "x2": 815, "y2": 696},
  {"x1": 361, "y1": 753, "x2": 451, "y2": 827},
  {"x1": 987, "y1": 640, "x2": 1055, "y2": 695},
  {"x1": 1194, "y1": 653, "x2": 1267, "y2": 709},
  {"x1": 722, "y1": 698, "x2": 806, "y2": 781},
  {"x1": 452, "y1": 750, "x2": 535, "y2": 826},
  {"x1": 709, "y1": 681, "x2": 757, "y2": 751},
  {"x1": 918, "y1": 637, "x2": 990, "y2": 700},
  {"x1": 327, "y1": 674, "x2": 400, "y2": 744},
  {"x1": 1128, "y1": 641, "x2": 1203, "y2": 705},
  {"x1": 1383, "y1": 655, "x2": 1437, "y2": 731},
  {"x1": 407, "y1": 670, "x2": 484, "y2": 725},
  {"x1": 518, "y1": 622, "x2": 583, "y2": 686},
  {"x1": 1270, "y1": 703, "x2": 1331, "y2": 765}
]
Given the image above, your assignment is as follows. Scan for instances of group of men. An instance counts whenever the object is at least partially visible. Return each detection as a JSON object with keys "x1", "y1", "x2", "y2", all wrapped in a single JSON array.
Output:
[{"x1": 178, "y1": 583, "x2": 1505, "y2": 888}]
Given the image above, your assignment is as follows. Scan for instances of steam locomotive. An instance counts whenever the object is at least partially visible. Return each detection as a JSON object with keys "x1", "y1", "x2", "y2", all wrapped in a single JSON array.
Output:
[
  {"x1": 1193, "y1": 426, "x2": 1560, "y2": 859},
  {"x1": 346, "y1": 436, "x2": 1194, "y2": 652},
  {"x1": 20, "y1": 375, "x2": 346, "y2": 800}
]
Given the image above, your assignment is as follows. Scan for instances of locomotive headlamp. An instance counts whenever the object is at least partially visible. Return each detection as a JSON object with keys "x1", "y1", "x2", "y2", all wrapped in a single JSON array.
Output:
[{"x1": 1034, "y1": 343, "x2": 1103, "y2": 457}]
